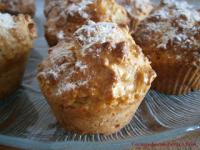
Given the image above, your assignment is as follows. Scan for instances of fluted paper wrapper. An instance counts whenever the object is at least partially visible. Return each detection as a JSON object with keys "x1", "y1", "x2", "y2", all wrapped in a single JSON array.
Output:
[{"x1": 153, "y1": 63, "x2": 200, "y2": 95}]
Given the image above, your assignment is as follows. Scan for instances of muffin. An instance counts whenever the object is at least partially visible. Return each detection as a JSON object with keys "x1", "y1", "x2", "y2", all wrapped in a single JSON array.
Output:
[
  {"x1": 116, "y1": 0, "x2": 154, "y2": 31},
  {"x1": 134, "y1": 0, "x2": 200, "y2": 95},
  {"x1": 37, "y1": 21, "x2": 156, "y2": 134},
  {"x1": 0, "y1": 13, "x2": 37, "y2": 99},
  {"x1": 44, "y1": 0, "x2": 129, "y2": 46},
  {"x1": 0, "y1": 0, "x2": 35, "y2": 17}
]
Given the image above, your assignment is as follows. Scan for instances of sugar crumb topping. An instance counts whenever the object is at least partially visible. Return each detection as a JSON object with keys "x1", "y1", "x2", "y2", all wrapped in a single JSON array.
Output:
[
  {"x1": 146, "y1": 0, "x2": 200, "y2": 49},
  {"x1": 0, "y1": 13, "x2": 15, "y2": 29},
  {"x1": 117, "y1": 0, "x2": 153, "y2": 19},
  {"x1": 40, "y1": 44, "x2": 90, "y2": 95},
  {"x1": 67, "y1": 0, "x2": 94, "y2": 19},
  {"x1": 56, "y1": 80, "x2": 88, "y2": 95},
  {"x1": 56, "y1": 30, "x2": 65, "y2": 40},
  {"x1": 39, "y1": 19, "x2": 156, "y2": 102},
  {"x1": 74, "y1": 21, "x2": 125, "y2": 54},
  {"x1": 160, "y1": 0, "x2": 200, "y2": 22},
  {"x1": 40, "y1": 22, "x2": 127, "y2": 96},
  {"x1": 75, "y1": 61, "x2": 88, "y2": 70}
]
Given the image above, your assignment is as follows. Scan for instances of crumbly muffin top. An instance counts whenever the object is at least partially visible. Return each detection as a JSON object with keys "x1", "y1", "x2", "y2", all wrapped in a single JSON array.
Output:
[
  {"x1": 45, "y1": 0, "x2": 128, "y2": 21},
  {"x1": 0, "y1": 0, "x2": 35, "y2": 16},
  {"x1": 0, "y1": 13, "x2": 15, "y2": 28},
  {"x1": 0, "y1": 13, "x2": 37, "y2": 61},
  {"x1": 38, "y1": 21, "x2": 156, "y2": 107},
  {"x1": 44, "y1": 0, "x2": 129, "y2": 45},
  {"x1": 45, "y1": 0, "x2": 93, "y2": 19},
  {"x1": 134, "y1": 0, "x2": 200, "y2": 67},
  {"x1": 74, "y1": 21, "x2": 127, "y2": 53},
  {"x1": 116, "y1": 0, "x2": 153, "y2": 21}
]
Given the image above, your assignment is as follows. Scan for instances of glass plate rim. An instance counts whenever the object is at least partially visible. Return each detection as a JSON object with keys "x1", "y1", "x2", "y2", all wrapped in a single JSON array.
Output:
[{"x1": 0, "y1": 125, "x2": 199, "y2": 150}]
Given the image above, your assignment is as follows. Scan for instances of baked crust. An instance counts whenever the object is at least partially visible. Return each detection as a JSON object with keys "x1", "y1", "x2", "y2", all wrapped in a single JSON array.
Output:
[
  {"x1": 116, "y1": 0, "x2": 153, "y2": 31},
  {"x1": 134, "y1": 0, "x2": 200, "y2": 94},
  {"x1": 0, "y1": 0, "x2": 35, "y2": 17},
  {"x1": 0, "y1": 13, "x2": 37, "y2": 99},
  {"x1": 38, "y1": 21, "x2": 156, "y2": 134},
  {"x1": 0, "y1": 14, "x2": 37, "y2": 63},
  {"x1": 44, "y1": 0, "x2": 130, "y2": 46}
]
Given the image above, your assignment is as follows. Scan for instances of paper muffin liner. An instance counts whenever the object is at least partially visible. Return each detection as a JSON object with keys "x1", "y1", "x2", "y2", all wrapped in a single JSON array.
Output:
[
  {"x1": 0, "y1": 52, "x2": 30, "y2": 100},
  {"x1": 152, "y1": 63, "x2": 200, "y2": 95}
]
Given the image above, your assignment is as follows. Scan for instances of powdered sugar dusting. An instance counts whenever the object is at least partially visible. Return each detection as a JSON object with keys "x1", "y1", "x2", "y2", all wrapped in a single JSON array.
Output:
[
  {"x1": 56, "y1": 30, "x2": 65, "y2": 40},
  {"x1": 156, "y1": 28, "x2": 176, "y2": 49},
  {"x1": 0, "y1": 13, "x2": 15, "y2": 29},
  {"x1": 146, "y1": 0, "x2": 200, "y2": 49},
  {"x1": 67, "y1": 0, "x2": 94, "y2": 19},
  {"x1": 116, "y1": 0, "x2": 153, "y2": 20},
  {"x1": 74, "y1": 21, "x2": 125, "y2": 55},
  {"x1": 39, "y1": 41, "x2": 91, "y2": 96},
  {"x1": 58, "y1": 83, "x2": 76, "y2": 94},
  {"x1": 56, "y1": 80, "x2": 88, "y2": 95},
  {"x1": 75, "y1": 61, "x2": 88, "y2": 70},
  {"x1": 48, "y1": 69, "x2": 59, "y2": 80},
  {"x1": 158, "y1": 0, "x2": 200, "y2": 22}
]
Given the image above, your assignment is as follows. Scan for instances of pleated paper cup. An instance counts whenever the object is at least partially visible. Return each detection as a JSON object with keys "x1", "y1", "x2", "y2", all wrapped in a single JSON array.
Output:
[{"x1": 152, "y1": 62, "x2": 200, "y2": 95}]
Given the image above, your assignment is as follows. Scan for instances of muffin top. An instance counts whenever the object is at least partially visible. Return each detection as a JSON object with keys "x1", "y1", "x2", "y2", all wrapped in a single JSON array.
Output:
[
  {"x1": 116, "y1": 0, "x2": 153, "y2": 21},
  {"x1": 134, "y1": 0, "x2": 200, "y2": 67},
  {"x1": 38, "y1": 21, "x2": 156, "y2": 107},
  {"x1": 0, "y1": 0, "x2": 35, "y2": 16},
  {"x1": 45, "y1": 0, "x2": 129, "y2": 23},
  {"x1": 0, "y1": 13, "x2": 37, "y2": 61},
  {"x1": 44, "y1": 0, "x2": 129, "y2": 45}
]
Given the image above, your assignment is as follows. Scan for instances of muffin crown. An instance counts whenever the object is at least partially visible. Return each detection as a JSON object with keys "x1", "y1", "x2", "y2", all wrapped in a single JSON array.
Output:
[
  {"x1": 44, "y1": 0, "x2": 129, "y2": 46},
  {"x1": 0, "y1": 13, "x2": 15, "y2": 29},
  {"x1": 38, "y1": 21, "x2": 156, "y2": 107},
  {"x1": 0, "y1": 0, "x2": 35, "y2": 16},
  {"x1": 116, "y1": 0, "x2": 153, "y2": 20},
  {"x1": 74, "y1": 21, "x2": 129, "y2": 55},
  {"x1": 45, "y1": 0, "x2": 128, "y2": 23},
  {"x1": 0, "y1": 13, "x2": 37, "y2": 60},
  {"x1": 134, "y1": 0, "x2": 200, "y2": 67}
]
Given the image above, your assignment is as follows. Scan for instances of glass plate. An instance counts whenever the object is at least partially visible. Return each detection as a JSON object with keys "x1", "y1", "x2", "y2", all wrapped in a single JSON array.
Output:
[{"x1": 0, "y1": 0, "x2": 200, "y2": 150}]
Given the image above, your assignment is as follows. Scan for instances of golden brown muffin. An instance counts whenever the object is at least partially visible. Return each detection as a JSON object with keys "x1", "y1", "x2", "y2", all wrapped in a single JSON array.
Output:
[
  {"x1": 0, "y1": 0, "x2": 35, "y2": 17},
  {"x1": 116, "y1": 0, "x2": 154, "y2": 31},
  {"x1": 44, "y1": 0, "x2": 130, "y2": 46},
  {"x1": 37, "y1": 21, "x2": 156, "y2": 134},
  {"x1": 0, "y1": 13, "x2": 37, "y2": 99},
  {"x1": 134, "y1": 0, "x2": 200, "y2": 95}
]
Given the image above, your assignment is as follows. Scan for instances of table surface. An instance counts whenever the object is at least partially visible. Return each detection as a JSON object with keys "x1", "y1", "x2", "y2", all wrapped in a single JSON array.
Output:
[{"x1": 0, "y1": 132, "x2": 199, "y2": 150}]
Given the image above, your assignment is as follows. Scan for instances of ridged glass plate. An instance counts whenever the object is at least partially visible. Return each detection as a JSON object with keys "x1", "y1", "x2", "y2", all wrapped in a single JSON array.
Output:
[{"x1": 0, "y1": 0, "x2": 200, "y2": 150}]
